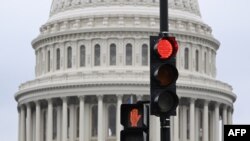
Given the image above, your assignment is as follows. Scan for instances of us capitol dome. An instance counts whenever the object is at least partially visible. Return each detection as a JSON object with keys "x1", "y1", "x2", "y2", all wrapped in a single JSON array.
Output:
[{"x1": 15, "y1": 0, "x2": 236, "y2": 141}]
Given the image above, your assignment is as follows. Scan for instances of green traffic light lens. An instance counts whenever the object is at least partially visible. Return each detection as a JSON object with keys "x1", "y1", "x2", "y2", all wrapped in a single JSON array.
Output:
[
  {"x1": 154, "y1": 91, "x2": 179, "y2": 113},
  {"x1": 158, "y1": 93, "x2": 174, "y2": 112},
  {"x1": 154, "y1": 64, "x2": 178, "y2": 86}
]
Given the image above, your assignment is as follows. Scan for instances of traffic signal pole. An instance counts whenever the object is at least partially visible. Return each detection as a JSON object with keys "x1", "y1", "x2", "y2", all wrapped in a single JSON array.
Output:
[
  {"x1": 160, "y1": 1, "x2": 171, "y2": 141},
  {"x1": 160, "y1": 116, "x2": 170, "y2": 141},
  {"x1": 160, "y1": 0, "x2": 169, "y2": 34},
  {"x1": 160, "y1": 115, "x2": 171, "y2": 141}
]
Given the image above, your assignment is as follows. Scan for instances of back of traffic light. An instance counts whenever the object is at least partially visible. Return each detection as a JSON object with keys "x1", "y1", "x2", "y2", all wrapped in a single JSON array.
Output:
[
  {"x1": 120, "y1": 103, "x2": 149, "y2": 141},
  {"x1": 150, "y1": 35, "x2": 179, "y2": 117}
]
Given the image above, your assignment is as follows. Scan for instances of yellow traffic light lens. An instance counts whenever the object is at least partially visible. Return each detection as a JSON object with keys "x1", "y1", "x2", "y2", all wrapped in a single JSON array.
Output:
[{"x1": 154, "y1": 64, "x2": 178, "y2": 86}]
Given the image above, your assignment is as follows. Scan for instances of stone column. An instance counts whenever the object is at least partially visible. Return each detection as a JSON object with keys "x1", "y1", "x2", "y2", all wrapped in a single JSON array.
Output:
[
  {"x1": 150, "y1": 116, "x2": 160, "y2": 141},
  {"x1": 190, "y1": 99, "x2": 195, "y2": 141},
  {"x1": 202, "y1": 101, "x2": 209, "y2": 141},
  {"x1": 98, "y1": 95, "x2": 103, "y2": 141},
  {"x1": 69, "y1": 105, "x2": 76, "y2": 141},
  {"x1": 20, "y1": 106, "x2": 26, "y2": 141},
  {"x1": 181, "y1": 105, "x2": 187, "y2": 141},
  {"x1": 170, "y1": 116, "x2": 174, "y2": 141},
  {"x1": 214, "y1": 103, "x2": 220, "y2": 141},
  {"x1": 79, "y1": 96, "x2": 85, "y2": 141},
  {"x1": 155, "y1": 117, "x2": 161, "y2": 141},
  {"x1": 47, "y1": 99, "x2": 53, "y2": 141},
  {"x1": 35, "y1": 101, "x2": 41, "y2": 141},
  {"x1": 136, "y1": 95, "x2": 142, "y2": 101},
  {"x1": 62, "y1": 97, "x2": 68, "y2": 141},
  {"x1": 116, "y1": 95, "x2": 123, "y2": 141},
  {"x1": 18, "y1": 109, "x2": 21, "y2": 141},
  {"x1": 222, "y1": 105, "x2": 228, "y2": 125},
  {"x1": 173, "y1": 106, "x2": 179, "y2": 141},
  {"x1": 26, "y1": 104, "x2": 32, "y2": 141},
  {"x1": 57, "y1": 107, "x2": 62, "y2": 141}
]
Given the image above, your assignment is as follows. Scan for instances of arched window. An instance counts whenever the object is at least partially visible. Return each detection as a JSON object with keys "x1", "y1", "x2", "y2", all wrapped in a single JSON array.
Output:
[
  {"x1": 40, "y1": 50, "x2": 43, "y2": 73},
  {"x1": 108, "y1": 105, "x2": 116, "y2": 136},
  {"x1": 141, "y1": 44, "x2": 148, "y2": 66},
  {"x1": 204, "y1": 52, "x2": 207, "y2": 73},
  {"x1": 94, "y1": 44, "x2": 101, "y2": 66},
  {"x1": 56, "y1": 48, "x2": 60, "y2": 70},
  {"x1": 80, "y1": 45, "x2": 86, "y2": 67},
  {"x1": 48, "y1": 50, "x2": 51, "y2": 72},
  {"x1": 184, "y1": 48, "x2": 189, "y2": 69},
  {"x1": 195, "y1": 50, "x2": 199, "y2": 72},
  {"x1": 67, "y1": 47, "x2": 72, "y2": 68},
  {"x1": 110, "y1": 44, "x2": 116, "y2": 66},
  {"x1": 91, "y1": 105, "x2": 98, "y2": 137},
  {"x1": 126, "y1": 43, "x2": 132, "y2": 65}
]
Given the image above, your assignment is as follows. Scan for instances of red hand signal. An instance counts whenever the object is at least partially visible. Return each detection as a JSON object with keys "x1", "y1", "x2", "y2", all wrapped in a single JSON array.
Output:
[{"x1": 130, "y1": 108, "x2": 141, "y2": 127}]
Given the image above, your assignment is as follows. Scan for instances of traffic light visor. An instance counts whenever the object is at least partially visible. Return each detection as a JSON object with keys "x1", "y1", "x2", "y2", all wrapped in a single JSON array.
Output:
[
  {"x1": 154, "y1": 64, "x2": 178, "y2": 86},
  {"x1": 155, "y1": 39, "x2": 173, "y2": 59}
]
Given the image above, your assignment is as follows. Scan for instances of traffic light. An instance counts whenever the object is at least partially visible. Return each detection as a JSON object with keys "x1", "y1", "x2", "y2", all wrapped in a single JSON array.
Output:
[
  {"x1": 120, "y1": 103, "x2": 149, "y2": 141},
  {"x1": 150, "y1": 35, "x2": 179, "y2": 117}
]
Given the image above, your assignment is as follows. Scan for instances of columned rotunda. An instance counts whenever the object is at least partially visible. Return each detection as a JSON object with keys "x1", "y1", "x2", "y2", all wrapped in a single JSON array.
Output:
[{"x1": 15, "y1": 0, "x2": 236, "y2": 141}]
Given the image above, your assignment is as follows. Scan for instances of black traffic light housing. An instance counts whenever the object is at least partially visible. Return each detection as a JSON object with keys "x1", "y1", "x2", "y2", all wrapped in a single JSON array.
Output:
[
  {"x1": 150, "y1": 35, "x2": 179, "y2": 117},
  {"x1": 120, "y1": 103, "x2": 149, "y2": 141},
  {"x1": 121, "y1": 130, "x2": 147, "y2": 141}
]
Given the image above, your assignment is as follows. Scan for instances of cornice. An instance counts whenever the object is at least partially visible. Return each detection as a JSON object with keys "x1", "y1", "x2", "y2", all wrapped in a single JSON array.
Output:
[
  {"x1": 18, "y1": 69, "x2": 232, "y2": 91},
  {"x1": 15, "y1": 82, "x2": 149, "y2": 103},
  {"x1": 15, "y1": 71, "x2": 235, "y2": 105},
  {"x1": 177, "y1": 83, "x2": 236, "y2": 102},
  {"x1": 15, "y1": 81, "x2": 235, "y2": 107},
  {"x1": 177, "y1": 86, "x2": 235, "y2": 107}
]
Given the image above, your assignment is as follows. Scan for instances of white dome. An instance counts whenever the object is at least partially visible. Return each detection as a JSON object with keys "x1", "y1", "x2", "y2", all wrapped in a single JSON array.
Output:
[
  {"x1": 48, "y1": 0, "x2": 202, "y2": 23},
  {"x1": 16, "y1": 1, "x2": 236, "y2": 141}
]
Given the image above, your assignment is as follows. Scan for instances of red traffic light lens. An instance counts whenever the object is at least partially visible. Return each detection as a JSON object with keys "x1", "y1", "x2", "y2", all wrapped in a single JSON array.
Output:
[
  {"x1": 155, "y1": 39, "x2": 173, "y2": 59},
  {"x1": 154, "y1": 64, "x2": 178, "y2": 86}
]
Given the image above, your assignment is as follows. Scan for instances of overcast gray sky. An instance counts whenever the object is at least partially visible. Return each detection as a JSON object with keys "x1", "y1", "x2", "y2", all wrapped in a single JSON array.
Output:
[{"x1": 0, "y1": 0, "x2": 250, "y2": 140}]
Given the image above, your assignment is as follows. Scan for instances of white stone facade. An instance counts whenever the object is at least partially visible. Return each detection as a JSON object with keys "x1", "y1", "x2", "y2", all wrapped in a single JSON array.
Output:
[{"x1": 15, "y1": 0, "x2": 236, "y2": 141}]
